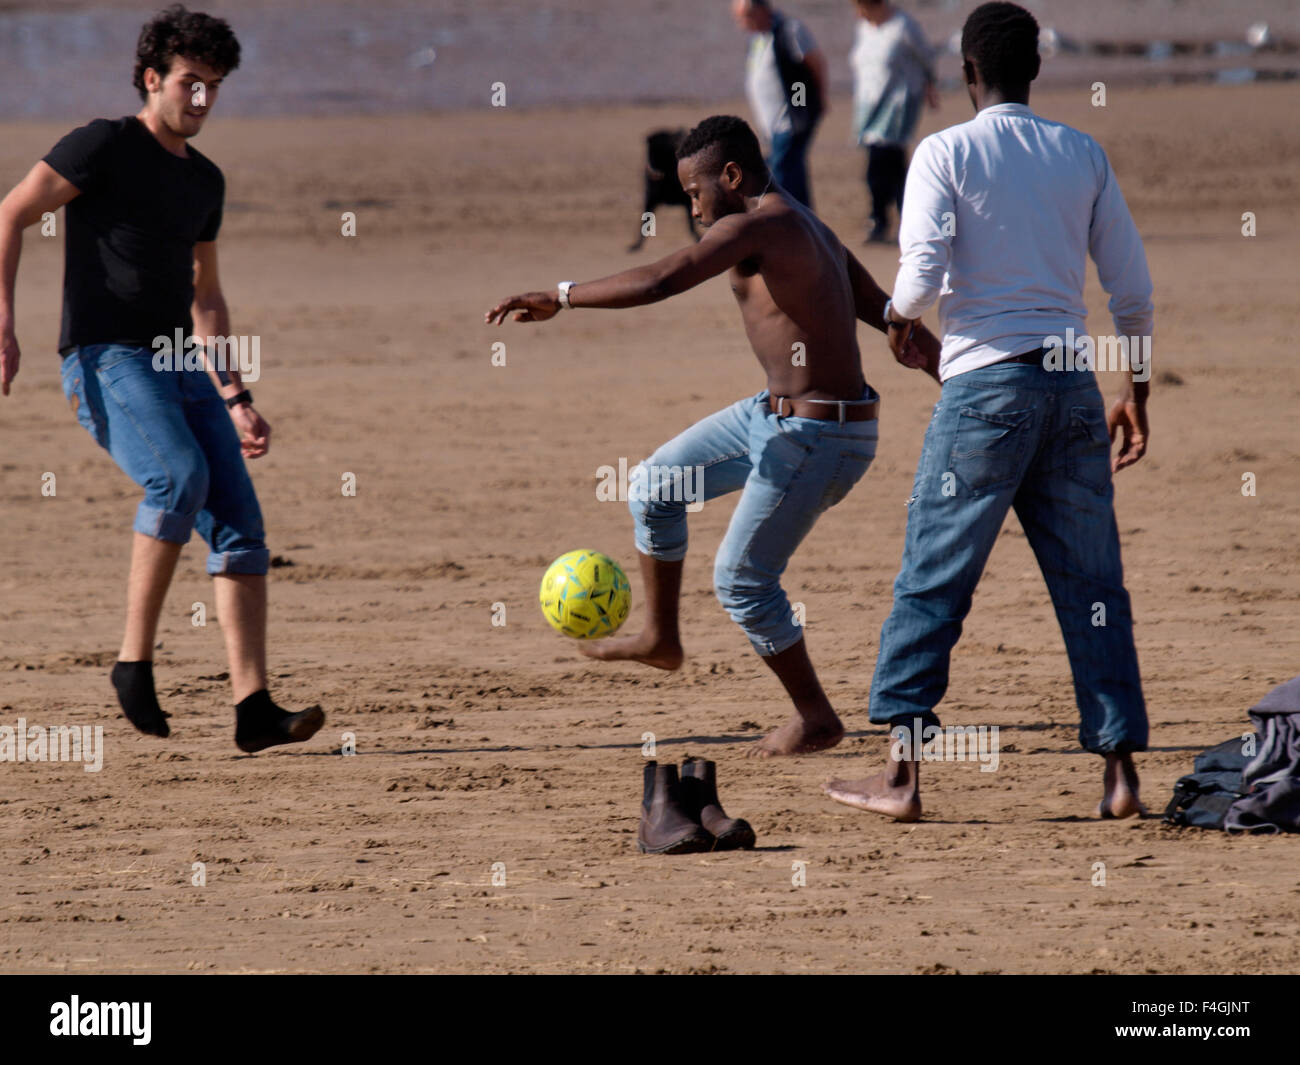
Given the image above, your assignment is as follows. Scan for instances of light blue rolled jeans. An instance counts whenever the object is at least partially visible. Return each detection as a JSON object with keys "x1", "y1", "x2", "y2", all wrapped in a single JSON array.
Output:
[
  {"x1": 631, "y1": 388, "x2": 878, "y2": 656},
  {"x1": 60, "y1": 343, "x2": 270, "y2": 575}
]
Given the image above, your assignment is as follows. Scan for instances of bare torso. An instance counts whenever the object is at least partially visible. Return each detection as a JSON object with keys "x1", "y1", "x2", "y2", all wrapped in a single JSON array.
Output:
[{"x1": 729, "y1": 193, "x2": 867, "y2": 400}]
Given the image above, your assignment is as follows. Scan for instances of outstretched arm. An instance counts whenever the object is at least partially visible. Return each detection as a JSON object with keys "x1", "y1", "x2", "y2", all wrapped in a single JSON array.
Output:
[{"x1": 485, "y1": 213, "x2": 762, "y2": 324}]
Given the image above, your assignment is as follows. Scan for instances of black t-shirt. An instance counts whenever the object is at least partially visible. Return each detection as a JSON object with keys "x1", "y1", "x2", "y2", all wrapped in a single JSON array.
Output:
[{"x1": 42, "y1": 116, "x2": 224, "y2": 355}]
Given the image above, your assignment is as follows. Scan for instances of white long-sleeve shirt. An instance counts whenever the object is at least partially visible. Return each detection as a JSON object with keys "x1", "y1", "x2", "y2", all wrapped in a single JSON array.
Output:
[{"x1": 891, "y1": 102, "x2": 1154, "y2": 381}]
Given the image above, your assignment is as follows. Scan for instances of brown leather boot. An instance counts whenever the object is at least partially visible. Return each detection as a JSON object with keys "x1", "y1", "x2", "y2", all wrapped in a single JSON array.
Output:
[
  {"x1": 638, "y1": 762, "x2": 714, "y2": 854},
  {"x1": 680, "y1": 758, "x2": 756, "y2": 850}
]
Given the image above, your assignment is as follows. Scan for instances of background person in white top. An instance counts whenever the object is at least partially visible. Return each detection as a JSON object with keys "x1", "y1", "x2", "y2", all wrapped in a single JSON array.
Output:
[
  {"x1": 851, "y1": 0, "x2": 939, "y2": 243},
  {"x1": 733, "y1": 0, "x2": 828, "y2": 208},
  {"x1": 825, "y1": 2, "x2": 1153, "y2": 823}
]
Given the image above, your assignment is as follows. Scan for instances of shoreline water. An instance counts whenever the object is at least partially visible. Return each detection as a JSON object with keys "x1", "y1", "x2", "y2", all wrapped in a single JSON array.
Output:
[{"x1": 0, "y1": 1, "x2": 1296, "y2": 119}]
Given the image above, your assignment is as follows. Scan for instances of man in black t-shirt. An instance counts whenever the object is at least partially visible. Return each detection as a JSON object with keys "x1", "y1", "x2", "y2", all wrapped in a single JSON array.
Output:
[{"x1": 0, "y1": 5, "x2": 323, "y2": 753}]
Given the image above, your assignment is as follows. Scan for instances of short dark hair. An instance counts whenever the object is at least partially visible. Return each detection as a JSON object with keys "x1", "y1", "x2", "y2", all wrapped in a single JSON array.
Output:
[
  {"x1": 133, "y1": 4, "x2": 241, "y2": 100},
  {"x1": 676, "y1": 115, "x2": 768, "y2": 180},
  {"x1": 961, "y1": 2, "x2": 1039, "y2": 91}
]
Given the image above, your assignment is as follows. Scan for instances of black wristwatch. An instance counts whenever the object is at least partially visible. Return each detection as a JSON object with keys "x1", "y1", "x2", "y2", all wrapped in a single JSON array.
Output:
[
  {"x1": 883, "y1": 298, "x2": 904, "y2": 329},
  {"x1": 225, "y1": 389, "x2": 253, "y2": 409}
]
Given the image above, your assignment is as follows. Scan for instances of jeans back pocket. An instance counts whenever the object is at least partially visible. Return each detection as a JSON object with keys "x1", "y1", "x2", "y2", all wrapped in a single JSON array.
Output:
[{"x1": 948, "y1": 406, "x2": 1033, "y2": 497}]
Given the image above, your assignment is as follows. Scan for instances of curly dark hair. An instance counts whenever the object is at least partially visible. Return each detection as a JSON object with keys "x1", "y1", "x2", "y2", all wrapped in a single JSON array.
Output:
[
  {"x1": 675, "y1": 115, "x2": 768, "y2": 181},
  {"x1": 133, "y1": 4, "x2": 241, "y2": 100},
  {"x1": 961, "y1": 2, "x2": 1040, "y2": 91}
]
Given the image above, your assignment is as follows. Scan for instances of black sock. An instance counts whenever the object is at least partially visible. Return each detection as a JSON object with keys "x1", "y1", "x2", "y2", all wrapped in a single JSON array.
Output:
[
  {"x1": 234, "y1": 689, "x2": 325, "y2": 754},
  {"x1": 235, "y1": 688, "x2": 279, "y2": 726},
  {"x1": 110, "y1": 660, "x2": 170, "y2": 737}
]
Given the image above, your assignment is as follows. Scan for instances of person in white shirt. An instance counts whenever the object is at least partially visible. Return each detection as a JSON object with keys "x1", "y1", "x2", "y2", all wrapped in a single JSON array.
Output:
[
  {"x1": 825, "y1": 1, "x2": 1153, "y2": 823},
  {"x1": 734, "y1": 0, "x2": 828, "y2": 207},
  {"x1": 850, "y1": 0, "x2": 939, "y2": 242}
]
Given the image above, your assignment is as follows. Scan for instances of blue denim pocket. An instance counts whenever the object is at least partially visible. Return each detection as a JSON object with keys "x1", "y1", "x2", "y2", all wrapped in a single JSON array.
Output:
[
  {"x1": 820, "y1": 447, "x2": 874, "y2": 508},
  {"x1": 1066, "y1": 404, "x2": 1112, "y2": 494},
  {"x1": 61, "y1": 355, "x2": 107, "y2": 447},
  {"x1": 949, "y1": 406, "x2": 1033, "y2": 496},
  {"x1": 763, "y1": 412, "x2": 816, "y2": 452},
  {"x1": 93, "y1": 344, "x2": 150, "y2": 379}
]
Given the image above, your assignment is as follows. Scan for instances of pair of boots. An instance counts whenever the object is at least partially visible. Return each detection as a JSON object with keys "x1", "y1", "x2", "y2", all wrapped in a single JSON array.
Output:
[{"x1": 638, "y1": 758, "x2": 756, "y2": 854}]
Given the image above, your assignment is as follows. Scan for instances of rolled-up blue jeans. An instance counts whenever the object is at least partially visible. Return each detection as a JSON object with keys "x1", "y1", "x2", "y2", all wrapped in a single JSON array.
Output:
[
  {"x1": 631, "y1": 388, "x2": 878, "y2": 656},
  {"x1": 868, "y1": 361, "x2": 1147, "y2": 753},
  {"x1": 60, "y1": 343, "x2": 270, "y2": 575}
]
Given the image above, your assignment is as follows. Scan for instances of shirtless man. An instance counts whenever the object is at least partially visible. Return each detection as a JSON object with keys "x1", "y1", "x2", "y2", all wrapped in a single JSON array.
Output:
[{"x1": 487, "y1": 114, "x2": 938, "y2": 757}]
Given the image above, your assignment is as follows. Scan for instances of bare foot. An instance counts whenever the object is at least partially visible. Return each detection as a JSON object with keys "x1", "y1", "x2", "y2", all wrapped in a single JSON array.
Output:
[
  {"x1": 579, "y1": 630, "x2": 683, "y2": 670},
  {"x1": 749, "y1": 714, "x2": 844, "y2": 757},
  {"x1": 823, "y1": 771, "x2": 922, "y2": 822},
  {"x1": 1097, "y1": 794, "x2": 1148, "y2": 819},
  {"x1": 1097, "y1": 751, "x2": 1146, "y2": 819}
]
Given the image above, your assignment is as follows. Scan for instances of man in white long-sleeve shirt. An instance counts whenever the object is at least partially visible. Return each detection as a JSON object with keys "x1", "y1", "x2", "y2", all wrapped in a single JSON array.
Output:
[{"x1": 825, "y1": 2, "x2": 1152, "y2": 822}]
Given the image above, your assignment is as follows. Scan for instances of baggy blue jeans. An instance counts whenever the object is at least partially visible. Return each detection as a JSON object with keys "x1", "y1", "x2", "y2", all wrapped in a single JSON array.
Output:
[{"x1": 867, "y1": 362, "x2": 1148, "y2": 753}]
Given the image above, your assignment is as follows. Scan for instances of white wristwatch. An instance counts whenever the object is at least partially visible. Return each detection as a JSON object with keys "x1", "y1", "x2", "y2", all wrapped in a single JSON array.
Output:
[{"x1": 557, "y1": 281, "x2": 576, "y2": 310}]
